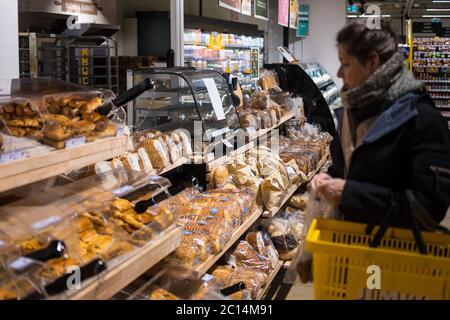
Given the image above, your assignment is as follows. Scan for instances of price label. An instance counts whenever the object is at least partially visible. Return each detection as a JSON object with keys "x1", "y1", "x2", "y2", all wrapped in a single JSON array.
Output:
[
  {"x1": 202, "y1": 274, "x2": 214, "y2": 282},
  {"x1": 0, "y1": 150, "x2": 28, "y2": 164},
  {"x1": 222, "y1": 139, "x2": 233, "y2": 148},
  {"x1": 113, "y1": 185, "x2": 134, "y2": 196},
  {"x1": 256, "y1": 232, "x2": 265, "y2": 254},
  {"x1": 267, "y1": 245, "x2": 279, "y2": 268},
  {"x1": 31, "y1": 216, "x2": 61, "y2": 230},
  {"x1": 65, "y1": 136, "x2": 86, "y2": 149},
  {"x1": 0, "y1": 240, "x2": 4, "y2": 248},
  {"x1": 286, "y1": 166, "x2": 297, "y2": 176},
  {"x1": 9, "y1": 257, "x2": 35, "y2": 272},
  {"x1": 127, "y1": 153, "x2": 141, "y2": 172},
  {"x1": 116, "y1": 125, "x2": 124, "y2": 137}
]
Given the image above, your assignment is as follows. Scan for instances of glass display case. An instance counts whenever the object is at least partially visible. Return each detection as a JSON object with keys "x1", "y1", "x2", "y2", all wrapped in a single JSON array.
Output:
[
  {"x1": 126, "y1": 68, "x2": 242, "y2": 149},
  {"x1": 0, "y1": 169, "x2": 175, "y2": 300},
  {"x1": 0, "y1": 78, "x2": 126, "y2": 157}
]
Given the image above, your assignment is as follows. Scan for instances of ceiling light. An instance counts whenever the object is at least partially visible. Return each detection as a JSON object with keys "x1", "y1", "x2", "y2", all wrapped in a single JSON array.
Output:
[
  {"x1": 422, "y1": 14, "x2": 450, "y2": 17},
  {"x1": 427, "y1": 8, "x2": 450, "y2": 11}
]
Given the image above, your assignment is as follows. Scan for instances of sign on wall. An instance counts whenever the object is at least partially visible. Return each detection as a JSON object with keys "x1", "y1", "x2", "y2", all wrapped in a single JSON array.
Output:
[
  {"x1": 241, "y1": 0, "x2": 252, "y2": 16},
  {"x1": 278, "y1": 0, "x2": 289, "y2": 27},
  {"x1": 254, "y1": 0, "x2": 269, "y2": 20},
  {"x1": 56, "y1": 0, "x2": 101, "y2": 15},
  {"x1": 297, "y1": 4, "x2": 309, "y2": 37},
  {"x1": 289, "y1": 0, "x2": 299, "y2": 29},
  {"x1": 219, "y1": 0, "x2": 242, "y2": 13}
]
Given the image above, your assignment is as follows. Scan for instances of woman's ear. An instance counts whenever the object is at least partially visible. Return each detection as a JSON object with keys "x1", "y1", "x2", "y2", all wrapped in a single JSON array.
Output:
[{"x1": 365, "y1": 51, "x2": 380, "y2": 74}]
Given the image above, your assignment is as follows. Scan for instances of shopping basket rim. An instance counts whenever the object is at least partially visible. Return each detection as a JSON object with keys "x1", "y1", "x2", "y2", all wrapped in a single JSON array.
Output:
[{"x1": 305, "y1": 219, "x2": 450, "y2": 263}]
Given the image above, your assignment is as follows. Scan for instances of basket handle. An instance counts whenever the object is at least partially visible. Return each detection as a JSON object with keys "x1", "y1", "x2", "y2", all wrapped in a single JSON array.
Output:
[{"x1": 367, "y1": 192, "x2": 428, "y2": 255}]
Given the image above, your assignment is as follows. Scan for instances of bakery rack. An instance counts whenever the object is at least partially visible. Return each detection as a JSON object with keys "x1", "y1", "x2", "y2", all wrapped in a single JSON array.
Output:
[
  {"x1": 194, "y1": 207, "x2": 263, "y2": 275},
  {"x1": 262, "y1": 148, "x2": 330, "y2": 218},
  {"x1": 68, "y1": 225, "x2": 182, "y2": 300},
  {"x1": 256, "y1": 260, "x2": 284, "y2": 300},
  {"x1": 0, "y1": 134, "x2": 128, "y2": 193}
]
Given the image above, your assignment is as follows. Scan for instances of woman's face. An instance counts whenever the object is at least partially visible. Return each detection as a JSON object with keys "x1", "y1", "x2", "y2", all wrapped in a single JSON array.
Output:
[{"x1": 337, "y1": 44, "x2": 376, "y2": 91}]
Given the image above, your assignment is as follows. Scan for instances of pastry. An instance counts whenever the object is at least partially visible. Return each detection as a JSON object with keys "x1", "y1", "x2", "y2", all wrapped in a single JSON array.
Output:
[
  {"x1": 110, "y1": 199, "x2": 134, "y2": 212},
  {"x1": 149, "y1": 288, "x2": 179, "y2": 300},
  {"x1": 4, "y1": 126, "x2": 28, "y2": 137},
  {"x1": 211, "y1": 266, "x2": 234, "y2": 288},
  {"x1": 43, "y1": 114, "x2": 73, "y2": 126},
  {"x1": 71, "y1": 120, "x2": 96, "y2": 134},
  {"x1": 20, "y1": 238, "x2": 45, "y2": 254},
  {"x1": 78, "y1": 216, "x2": 94, "y2": 233},
  {"x1": 80, "y1": 97, "x2": 102, "y2": 114},
  {"x1": 213, "y1": 166, "x2": 230, "y2": 188},
  {"x1": 39, "y1": 257, "x2": 80, "y2": 279}
]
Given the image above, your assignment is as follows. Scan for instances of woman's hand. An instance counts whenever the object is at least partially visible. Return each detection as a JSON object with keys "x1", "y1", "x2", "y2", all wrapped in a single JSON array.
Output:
[
  {"x1": 317, "y1": 178, "x2": 346, "y2": 205},
  {"x1": 309, "y1": 173, "x2": 332, "y2": 197}
]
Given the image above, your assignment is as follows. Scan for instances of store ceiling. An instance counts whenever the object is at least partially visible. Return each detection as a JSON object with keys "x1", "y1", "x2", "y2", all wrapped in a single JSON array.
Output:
[{"x1": 359, "y1": 0, "x2": 450, "y2": 18}]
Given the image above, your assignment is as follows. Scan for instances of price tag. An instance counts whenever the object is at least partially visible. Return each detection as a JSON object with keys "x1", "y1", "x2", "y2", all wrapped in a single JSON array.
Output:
[
  {"x1": 127, "y1": 153, "x2": 141, "y2": 172},
  {"x1": 286, "y1": 166, "x2": 297, "y2": 177},
  {"x1": 113, "y1": 185, "x2": 134, "y2": 196},
  {"x1": 222, "y1": 139, "x2": 233, "y2": 148},
  {"x1": 267, "y1": 245, "x2": 279, "y2": 268},
  {"x1": 65, "y1": 136, "x2": 86, "y2": 149},
  {"x1": 9, "y1": 257, "x2": 35, "y2": 272},
  {"x1": 256, "y1": 232, "x2": 265, "y2": 254},
  {"x1": 31, "y1": 216, "x2": 61, "y2": 230},
  {"x1": 202, "y1": 274, "x2": 214, "y2": 282},
  {"x1": 0, "y1": 150, "x2": 28, "y2": 164},
  {"x1": 116, "y1": 125, "x2": 124, "y2": 137},
  {"x1": 0, "y1": 240, "x2": 4, "y2": 248}
]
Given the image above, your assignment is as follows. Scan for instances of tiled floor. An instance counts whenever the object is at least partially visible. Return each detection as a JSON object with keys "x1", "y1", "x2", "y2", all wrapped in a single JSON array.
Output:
[{"x1": 280, "y1": 207, "x2": 450, "y2": 300}]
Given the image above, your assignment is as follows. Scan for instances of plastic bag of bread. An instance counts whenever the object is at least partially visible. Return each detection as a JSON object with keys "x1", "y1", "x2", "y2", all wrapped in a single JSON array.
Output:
[
  {"x1": 240, "y1": 111, "x2": 259, "y2": 130},
  {"x1": 162, "y1": 134, "x2": 182, "y2": 164},
  {"x1": 173, "y1": 232, "x2": 211, "y2": 267},
  {"x1": 257, "y1": 157, "x2": 290, "y2": 190},
  {"x1": 211, "y1": 265, "x2": 235, "y2": 288},
  {"x1": 260, "y1": 110, "x2": 273, "y2": 129},
  {"x1": 211, "y1": 166, "x2": 233, "y2": 189},
  {"x1": 260, "y1": 172, "x2": 286, "y2": 211},
  {"x1": 206, "y1": 189, "x2": 256, "y2": 221},
  {"x1": 245, "y1": 231, "x2": 266, "y2": 255},
  {"x1": 288, "y1": 193, "x2": 309, "y2": 211},
  {"x1": 227, "y1": 162, "x2": 264, "y2": 199},
  {"x1": 230, "y1": 267, "x2": 267, "y2": 298},
  {"x1": 138, "y1": 137, "x2": 171, "y2": 170},
  {"x1": 250, "y1": 91, "x2": 270, "y2": 110},
  {"x1": 283, "y1": 159, "x2": 304, "y2": 184},
  {"x1": 172, "y1": 130, "x2": 192, "y2": 158},
  {"x1": 280, "y1": 153, "x2": 309, "y2": 175},
  {"x1": 191, "y1": 194, "x2": 242, "y2": 228},
  {"x1": 228, "y1": 241, "x2": 273, "y2": 276},
  {"x1": 182, "y1": 219, "x2": 232, "y2": 254}
]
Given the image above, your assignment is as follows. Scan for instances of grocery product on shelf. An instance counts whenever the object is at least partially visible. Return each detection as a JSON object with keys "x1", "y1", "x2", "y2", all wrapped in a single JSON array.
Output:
[
  {"x1": 119, "y1": 264, "x2": 226, "y2": 300},
  {"x1": 0, "y1": 169, "x2": 178, "y2": 300},
  {"x1": 413, "y1": 37, "x2": 450, "y2": 126}
]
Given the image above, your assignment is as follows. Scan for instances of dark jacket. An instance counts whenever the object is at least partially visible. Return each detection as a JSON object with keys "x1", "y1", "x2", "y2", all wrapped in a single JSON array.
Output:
[{"x1": 329, "y1": 91, "x2": 450, "y2": 228}]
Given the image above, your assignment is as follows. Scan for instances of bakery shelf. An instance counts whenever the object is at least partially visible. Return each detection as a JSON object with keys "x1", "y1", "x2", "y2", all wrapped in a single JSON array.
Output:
[
  {"x1": 0, "y1": 135, "x2": 128, "y2": 193},
  {"x1": 263, "y1": 149, "x2": 330, "y2": 218},
  {"x1": 248, "y1": 112, "x2": 296, "y2": 142},
  {"x1": 194, "y1": 207, "x2": 264, "y2": 275},
  {"x1": 200, "y1": 141, "x2": 256, "y2": 171},
  {"x1": 69, "y1": 225, "x2": 182, "y2": 300},
  {"x1": 421, "y1": 80, "x2": 450, "y2": 83},
  {"x1": 256, "y1": 260, "x2": 284, "y2": 300}
]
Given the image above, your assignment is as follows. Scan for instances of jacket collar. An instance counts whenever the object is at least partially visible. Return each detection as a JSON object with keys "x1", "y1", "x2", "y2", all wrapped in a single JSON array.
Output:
[{"x1": 362, "y1": 91, "x2": 424, "y2": 145}]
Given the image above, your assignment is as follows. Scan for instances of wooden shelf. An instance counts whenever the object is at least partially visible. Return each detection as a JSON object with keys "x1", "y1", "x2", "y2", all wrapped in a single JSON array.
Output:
[
  {"x1": 0, "y1": 135, "x2": 128, "y2": 193},
  {"x1": 204, "y1": 141, "x2": 255, "y2": 171},
  {"x1": 69, "y1": 226, "x2": 182, "y2": 300},
  {"x1": 194, "y1": 208, "x2": 263, "y2": 275},
  {"x1": 248, "y1": 112, "x2": 296, "y2": 142},
  {"x1": 256, "y1": 261, "x2": 284, "y2": 300},
  {"x1": 263, "y1": 149, "x2": 330, "y2": 218}
]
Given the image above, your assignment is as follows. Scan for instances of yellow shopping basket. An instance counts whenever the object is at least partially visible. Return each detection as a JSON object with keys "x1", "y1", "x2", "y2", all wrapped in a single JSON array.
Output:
[{"x1": 305, "y1": 219, "x2": 450, "y2": 300}]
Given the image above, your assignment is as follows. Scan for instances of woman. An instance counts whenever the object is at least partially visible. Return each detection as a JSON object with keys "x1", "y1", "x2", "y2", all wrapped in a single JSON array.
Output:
[{"x1": 310, "y1": 20, "x2": 450, "y2": 229}]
